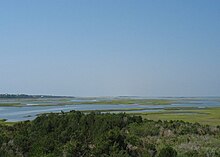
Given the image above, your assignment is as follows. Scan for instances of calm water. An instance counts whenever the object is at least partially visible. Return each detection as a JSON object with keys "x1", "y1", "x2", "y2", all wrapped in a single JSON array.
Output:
[{"x1": 0, "y1": 99, "x2": 219, "y2": 122}]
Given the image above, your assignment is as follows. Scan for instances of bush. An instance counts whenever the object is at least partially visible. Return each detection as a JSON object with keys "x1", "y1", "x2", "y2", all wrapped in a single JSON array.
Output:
[{"x1": 158, "y1": 146, "x2": 177, "y2": 157}]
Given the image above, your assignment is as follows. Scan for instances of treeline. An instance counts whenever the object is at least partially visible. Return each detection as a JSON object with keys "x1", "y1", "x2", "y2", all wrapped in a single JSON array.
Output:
[
  {"x1": 0, "y1": 111, "x2": 219, "y2": 157},
  {"x1": 0, "y1": 94, "x2": 73, "y2": 99}
]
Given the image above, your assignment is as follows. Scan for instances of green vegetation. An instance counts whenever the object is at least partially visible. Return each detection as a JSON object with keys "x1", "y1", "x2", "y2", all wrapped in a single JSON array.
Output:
[
  {"x1": 0, "y1": 97, "x2": 175, "y2": 107},
  {"x1": 0, "y1": 119, "x2": 16, "y2": 126},
  {"x1": 0, "y1": 103, "x2": 23, "y2": 107},
  {"x1": 158, "y1": 146, "x2": 177, "y2": 157},
  {"x1": 0, "y1": 119, "x2": 6, "y2": 124},
  {"x1": 53, "y1": 98, "x2": 175, "y2": 106},
  {"x1": 69, "y1": 99, "x2": 174, "y2": 105},
  {"x1": 136, "y1": 107, "x2": 220, "y2": 126},
  {"x1": 0, "y1": 111, "x2": 219, "y2": 157}
]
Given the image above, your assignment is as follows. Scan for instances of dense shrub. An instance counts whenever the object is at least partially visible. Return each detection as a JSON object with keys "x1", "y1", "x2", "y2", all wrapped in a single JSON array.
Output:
[
  {"x1": 0, "y1": 111, "x2": 219, "y2": 157},
  {"x1": 158, "y1": 146, "x2": 177, "y2": 157}
]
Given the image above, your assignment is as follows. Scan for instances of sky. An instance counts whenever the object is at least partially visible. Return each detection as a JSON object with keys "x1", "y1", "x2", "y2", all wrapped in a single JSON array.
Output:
[{"x1": 0, "y1": 0, "x2": 220, "y2": 97}]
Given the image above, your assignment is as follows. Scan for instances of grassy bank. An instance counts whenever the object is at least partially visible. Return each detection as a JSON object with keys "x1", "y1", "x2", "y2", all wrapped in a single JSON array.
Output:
[
  {"x1": 56, "y1": 99, "x2": 175, "y2": 106},
  {"x1": 0, "y1": 103, "x2": 23, "y2": 107},
  {"x1": 0, "y1": 98, "x2": 175, "y2": 107},
  {"x1": 136, "y1": 107, "x2": 220, "y2": 126},
  {"x1": 0, "y1": 119, "x2": 16, "y2": 126}
]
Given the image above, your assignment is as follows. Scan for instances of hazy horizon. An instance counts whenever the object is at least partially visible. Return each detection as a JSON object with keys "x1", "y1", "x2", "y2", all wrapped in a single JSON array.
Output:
[
  {"x1": 1, "y1": 1, "x2": 220, "y2": 97},
  {"x1": 1, "y1": 93, "x2": 220, "y2": 98}
]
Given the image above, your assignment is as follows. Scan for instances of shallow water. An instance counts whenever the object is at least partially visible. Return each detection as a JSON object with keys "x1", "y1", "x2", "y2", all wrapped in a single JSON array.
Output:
[{"x1": 0, "y1": 99, "x2": 219, "y2": 122}]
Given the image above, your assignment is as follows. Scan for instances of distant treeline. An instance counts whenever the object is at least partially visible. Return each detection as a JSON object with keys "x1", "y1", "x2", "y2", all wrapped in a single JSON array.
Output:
[
  {"x1": 0, "y1": 94, "x2": 73, "y2": 99},
  {"x1": 0, "y1": 111, "x2": 219, "y2": 157}
]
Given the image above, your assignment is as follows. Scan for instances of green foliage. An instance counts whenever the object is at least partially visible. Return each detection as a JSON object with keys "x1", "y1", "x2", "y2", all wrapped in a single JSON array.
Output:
[
  {"x1": 183, "y1": 150, "x2": 199, "y2": 157},
  {"x1": 0, "y1": 111, "x2": 219, "y2": 157},
  {"x1": 158, "y1": 146, "x2": 177, "y2": 157}
]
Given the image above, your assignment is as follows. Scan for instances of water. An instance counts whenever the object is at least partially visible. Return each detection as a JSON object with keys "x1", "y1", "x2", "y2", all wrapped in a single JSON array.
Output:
[{"x1": 0, "y1": 99, "x2": 219, "y2": 122}]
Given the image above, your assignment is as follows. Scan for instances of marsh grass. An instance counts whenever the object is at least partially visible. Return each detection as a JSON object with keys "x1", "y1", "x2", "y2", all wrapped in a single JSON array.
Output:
[{"x1": 137, "y1": 107, "x2": 220, "y2": 126}]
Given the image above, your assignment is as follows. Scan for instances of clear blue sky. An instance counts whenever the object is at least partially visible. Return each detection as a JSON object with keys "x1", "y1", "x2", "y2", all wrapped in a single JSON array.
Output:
[{"x1": 0, "y1": 0, "x2": 220, "y2": 97}]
